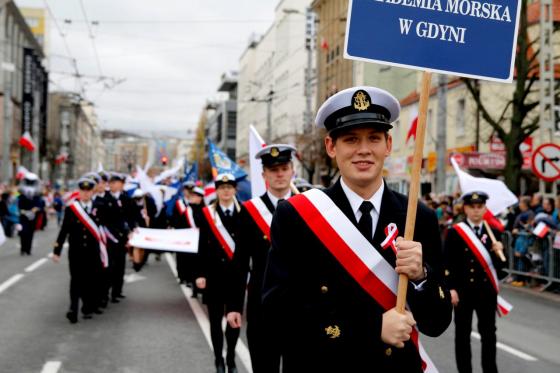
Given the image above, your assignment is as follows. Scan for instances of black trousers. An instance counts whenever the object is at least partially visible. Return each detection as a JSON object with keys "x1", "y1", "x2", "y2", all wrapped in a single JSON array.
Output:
[
  {"x1": 69, "y1": 264, "x2": 95, "y2": 314},
  {"x1": 247, "y1": 313, "x2": 281, "y2": 373},
  {"x1": 19, "y1": 220, "x2": 35, "y2": 254},
  {"x1": 207, "y1": 298, "x2": 240, "y2": 365},
  {"x1": 109, "y1": 241, "x2": 126, "y2": 298},
  {"x1": 454, "y1": 290, "x2": 498, "y2": 373}
]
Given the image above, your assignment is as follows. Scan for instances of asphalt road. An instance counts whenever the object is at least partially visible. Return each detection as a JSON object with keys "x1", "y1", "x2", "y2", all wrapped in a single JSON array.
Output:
[{"x1": 0, "y1": 222, "x2": 559, "y2": 373}]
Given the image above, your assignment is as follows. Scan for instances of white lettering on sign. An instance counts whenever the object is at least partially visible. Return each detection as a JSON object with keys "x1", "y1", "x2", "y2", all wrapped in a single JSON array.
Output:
[{"x1": 379, "y1": 0, "x2": 513, "y2": 45}]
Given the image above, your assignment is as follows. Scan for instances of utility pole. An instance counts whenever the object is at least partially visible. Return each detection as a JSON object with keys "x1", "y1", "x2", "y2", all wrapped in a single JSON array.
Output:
[
  {"x1": 435, "y1": 73, "x2": 447, "y2": 194},
  {"x1": 539, "y1": 0, "x2": 554, "y2": 194},
  {"x1": 266, "y1": 88, "x2": 273, "y2": 143}
]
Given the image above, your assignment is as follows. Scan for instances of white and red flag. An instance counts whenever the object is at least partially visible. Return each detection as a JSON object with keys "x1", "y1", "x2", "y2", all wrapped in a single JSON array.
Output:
[
  {"x1": 204, "y1": 182, "x2": 216, "y2": 205},
  {"x1": 19, "y1": 131, "x2": 35, "y2": 151},
  {"x1": 533, "y1": 221, "x2": 550, "y2": 238},
  {"x1": 450, "y1": 157, "x2": 517, "y2": 232},
  {"x1": 405, "y1": 105, "x2": 419, "y2": 144},
  {"x1": 249, "y1": 125, "x2": 267, "y2": 198}
]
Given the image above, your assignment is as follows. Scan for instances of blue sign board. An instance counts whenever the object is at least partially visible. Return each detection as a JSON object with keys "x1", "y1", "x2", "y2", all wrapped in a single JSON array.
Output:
[{"x1": 344, "y1": 0, "x2": 521, "y2": 82}]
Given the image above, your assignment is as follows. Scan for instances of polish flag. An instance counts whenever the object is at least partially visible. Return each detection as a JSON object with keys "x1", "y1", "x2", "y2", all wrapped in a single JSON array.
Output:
[
  {"x1": 320, "y1": 36, "x2": 329, "y2": 50},
  {"x1": 19, "y1": 131, "x2": 35, "y2": 151},
  {"x1": 533, "y1": 222, "x2": 550, "y2": 238},
  {"x1": 55, "y1": 152, "x2": 68, "y2": 165},
  {"x1": 15, "y1": 166, "x2": 29, "y2": 180},
  {"x1": 204, "y1": 182, "x2": 216, "y2": 205},
  {"x1": 451, "y1": 157, "x2": 517, "y2": 232},
  {"x1": 249, "y1": 125, "x2": 267, "y2": 198},
  {"x1": 405, "y1": 106, "x2": 419, "y2": 144}
]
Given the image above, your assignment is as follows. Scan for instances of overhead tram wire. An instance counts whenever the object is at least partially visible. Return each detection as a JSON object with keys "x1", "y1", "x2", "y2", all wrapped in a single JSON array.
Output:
[
  {"x1": 78, "y1": 0, "x2": 104, "y2": 78},
  {"x1": 43, "y1": 0, "x2": 86, "y2": 96}
]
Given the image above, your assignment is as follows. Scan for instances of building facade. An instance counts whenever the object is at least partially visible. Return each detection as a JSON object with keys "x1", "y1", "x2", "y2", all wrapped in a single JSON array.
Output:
[
  {"x1": 236, "y1": 0, "x2": 316, "y2": 167},
  {"x1": 0, "y1": 0, "x2": 47, "y2": 183}
]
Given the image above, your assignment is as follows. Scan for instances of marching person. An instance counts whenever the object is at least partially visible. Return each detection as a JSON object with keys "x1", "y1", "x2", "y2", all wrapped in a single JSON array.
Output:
[
  {"x1": 262, "y1": 86, "x2": 452, "y2": 372},
  {"x1": 131, "y1": 189, "x2": 157, "y2": 272},
  {"x1": 52, "y1": 178, "x2": 106, "y2": 323},
  {"x1": 100, "y1": 172, "x2": 141, "y2": 303},
  {"x1": 226, "y1": 144, "x2": 296, "y2": 373},
  {"x1": 196, "y1": 173, "x2": 241, "y2": 373},
  {"x1": 172, "y1": 181, "x2": 200, "y2": 285},
  {"x1": 17, "y1": 173, "x2": 42, "y2": 256},
  {"x1": 444, "y1": 191, "x2": 508, "y2": 373}
]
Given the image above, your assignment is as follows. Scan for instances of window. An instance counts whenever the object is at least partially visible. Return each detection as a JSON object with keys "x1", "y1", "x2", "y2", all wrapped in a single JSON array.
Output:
[
  {"x1": 227, "y1": 111, "x2": 237, "y2": 140},
  {"x1": 456, "y1": 99, "x2": 465, "y2": 137}
]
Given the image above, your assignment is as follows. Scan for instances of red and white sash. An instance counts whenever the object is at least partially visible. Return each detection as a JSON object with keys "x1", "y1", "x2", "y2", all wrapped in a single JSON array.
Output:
[
  {"x1": 243, "y1": 197, "x2": 273, "y2": 241},
  {"x1": 289, "y1": 189, "x2": 437, "y2": 372},
  {"x1": 454, "y1": 222, "x2": 513, "y2": 316},
  {"x1": 176, "y1": 199, "x2": 197, "y2": 228},
  {"x1": 69, "y1": 201, "x2": 109, "y2": 268},
  {"x1": 202, "y1": 205, "x2": 235, "y2": 260}
]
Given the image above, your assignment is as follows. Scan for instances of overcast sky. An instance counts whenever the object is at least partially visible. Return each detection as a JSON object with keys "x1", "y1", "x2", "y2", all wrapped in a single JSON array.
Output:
[{"x1": 15, "y1": 0, "x2": 278, "y2": 134}]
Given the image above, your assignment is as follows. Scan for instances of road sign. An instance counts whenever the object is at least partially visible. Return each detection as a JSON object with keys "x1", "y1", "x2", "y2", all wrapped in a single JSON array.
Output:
[
  {"x1": 531, "y1": 143, "x2": 560, "y2": 182},
  {"x1": 344, "y1": 0, "x2": 522, "y2": 82}
]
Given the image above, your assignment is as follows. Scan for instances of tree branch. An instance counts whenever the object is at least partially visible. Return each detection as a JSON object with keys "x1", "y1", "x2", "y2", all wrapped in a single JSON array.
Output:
[{"x1": 463, "y1": 79, "x2": 505, "y2": 138}]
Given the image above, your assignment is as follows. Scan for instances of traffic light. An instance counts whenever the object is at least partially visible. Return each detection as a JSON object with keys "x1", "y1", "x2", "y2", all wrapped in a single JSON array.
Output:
[{"x1": 161, "y1": 156, "x2": 168, "y2": 166}]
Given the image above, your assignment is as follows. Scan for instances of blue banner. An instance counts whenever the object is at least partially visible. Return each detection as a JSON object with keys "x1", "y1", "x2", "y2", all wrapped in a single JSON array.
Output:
[
  {"x1": 344, "y1": 0, "x2": 521, "y2": 82},
  {"x1": 207, "y1": 140, "x2": 247, "y2": 180}
]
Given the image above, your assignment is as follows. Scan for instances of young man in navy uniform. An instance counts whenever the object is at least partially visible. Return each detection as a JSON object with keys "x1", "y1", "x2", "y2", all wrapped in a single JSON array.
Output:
[
  {"x1": 52, "y1": 177, "x2": 105, "y2": 323},
  {"x1": 196, "y1": 173, "x2": 241, "y2": 373},
  {"x1": 100, "y1": 173, "x2": 141, "y2": 303},
  {"x1": 262, "y1": 86, "x2": 452, "y2": 372},
  {"x1": 444, "y1": 191, "x2": 507, "y2": 373},
  {"x1": 226, "y1": 144, "x2": 296, "y2": 373}
]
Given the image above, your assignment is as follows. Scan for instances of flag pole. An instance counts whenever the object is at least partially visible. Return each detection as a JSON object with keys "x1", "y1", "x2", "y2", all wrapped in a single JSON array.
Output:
[
  {"x1": 482, "y1": 220, "x2": 507, "y2": 262},
  {"x1": 396, "y1": 71, "x2": 432, "y2": 314}
]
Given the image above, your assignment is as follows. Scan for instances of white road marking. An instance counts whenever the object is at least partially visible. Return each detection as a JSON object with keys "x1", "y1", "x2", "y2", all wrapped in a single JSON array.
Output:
[
  {"x1": 25, "y1": 257, "x2": 48, "y2": 272},
  {"x1": 471, "y1": 332, "x2": 538, "y2": 361},
  {"x1": 165, "y1": 253, "x2": 253, "y2": 372},
  {"x1": 40, "y1": 361, "x2": 62, "y2": 373},
  {"x1": 0, "y1": 274, "x2": 24, "y2": 294}
]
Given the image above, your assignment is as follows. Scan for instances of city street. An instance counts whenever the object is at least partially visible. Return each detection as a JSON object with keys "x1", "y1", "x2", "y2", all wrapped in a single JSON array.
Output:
[{"x1": 0, "y1": 222, "x2": 558, "y2": 373}]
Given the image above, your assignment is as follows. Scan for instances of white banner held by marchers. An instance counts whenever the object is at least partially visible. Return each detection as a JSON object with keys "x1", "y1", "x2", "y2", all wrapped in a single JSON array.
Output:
[
  {"x1": 0, "y1": 223, "x2": 6, "y2": 247},
  {"x1": 128, "y1": 228, "x2": 199, "y2": 253},
  {"x1": 249, "y1": 125, "x2": 267, "y2": 198}
]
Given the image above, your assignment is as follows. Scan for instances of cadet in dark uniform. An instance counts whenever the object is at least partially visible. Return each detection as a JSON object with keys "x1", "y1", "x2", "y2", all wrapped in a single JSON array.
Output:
[
  {"x1": 172, "y1": 182, "x2": 197, "y2": 284},
  {"x1": 100, "y1": 173, "x2": 141, "y2": 303},
  {"x1": 262, "y1": 86, "x2": 452, "y2": 372},
  {"x1": 226, "y1": 144, "x2": 296, "y2": 373},
  {"x1": 444, "y1": 191, "x2": 507, "y2": 373},
  {"x1": 196, "y1": 173, "x2": 241, "y2": 373},
  {"x1": 17, "y1": 173, "x2": 42, "y2": 256},
  {"x1": 52, "y1": 178, "x2": 104, "y2": 323}
]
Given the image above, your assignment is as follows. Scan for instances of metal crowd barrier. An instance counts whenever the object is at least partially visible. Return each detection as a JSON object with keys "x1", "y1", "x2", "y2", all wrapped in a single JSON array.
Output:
[{"x1": 502, "y1": 230, "x2": 560, "y2": 291}]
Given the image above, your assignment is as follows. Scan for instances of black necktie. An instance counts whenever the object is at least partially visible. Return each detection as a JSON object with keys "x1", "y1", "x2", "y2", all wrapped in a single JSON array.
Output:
[
  {"x1": 358, "y1": 201, "x2": 374, "y2": 241},
  {"x1": 225, "y1": 210, "x2": 231, "y2": 217},
  {"x1": 474, "y1": 226, "x2": 480, "y2": 237}
]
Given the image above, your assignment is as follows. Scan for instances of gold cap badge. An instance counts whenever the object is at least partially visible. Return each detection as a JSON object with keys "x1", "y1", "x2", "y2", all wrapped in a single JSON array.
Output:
[
  {"x1": 472, "y1": 193, "x2": 479, "y2": 200},
  {"x1": 325, "y1": 325, "x2": 341, "y2": 339},
  {"x1": 352, "y1": 90, "x2": 371, "y2": 111},
  {"x1": 222, "y1": 175, "x2": 229, "y2": 182},
  {"x1": 270, "y1": 147, "x2": 279, "y2": 157}
]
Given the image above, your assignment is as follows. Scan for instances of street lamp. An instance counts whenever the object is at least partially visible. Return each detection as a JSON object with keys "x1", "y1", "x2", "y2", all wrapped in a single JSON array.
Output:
[{"x1": 250, "y1": 89, "x2": 274, "y2": 142}]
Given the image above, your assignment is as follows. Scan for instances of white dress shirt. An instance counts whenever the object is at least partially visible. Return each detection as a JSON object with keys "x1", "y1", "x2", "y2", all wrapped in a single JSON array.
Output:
[
  {"x1": 340, "y1": 177, "x2": 384, "y2": 236},
  {"x1": 267, "y1": 190, "x2": 292, "y2": 209},
  {"x1": 220, "y1": 202, "x2": 235, "y2": 216},
  {"x1": 81, "y1": 201, "x2": 92, "y2": 214}
]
